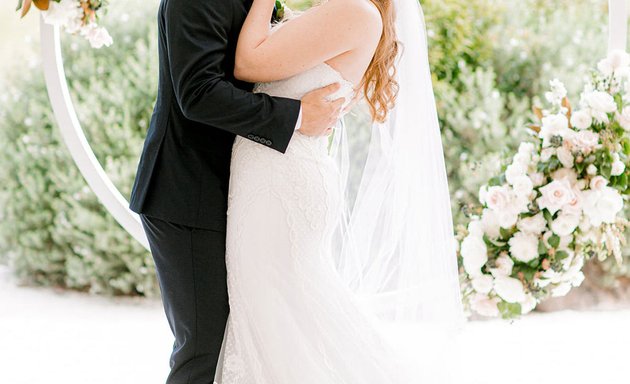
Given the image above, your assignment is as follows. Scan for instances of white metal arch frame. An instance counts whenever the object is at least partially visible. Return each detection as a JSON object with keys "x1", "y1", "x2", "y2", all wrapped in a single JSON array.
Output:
[
  {"x1": 609, "y1": 0, "x2": 628, "y2": 52},
  {"x1": 39, "y1": 17, "x2": 149, "y2": 250},
  {"x1": 39, "y1": 1, "x2": 628, "y2": 251}
]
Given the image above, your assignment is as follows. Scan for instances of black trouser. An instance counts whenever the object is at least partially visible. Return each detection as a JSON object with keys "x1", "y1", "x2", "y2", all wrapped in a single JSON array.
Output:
[{"x1": 141, "y1": 215, "x2": 229, "y2": 384}]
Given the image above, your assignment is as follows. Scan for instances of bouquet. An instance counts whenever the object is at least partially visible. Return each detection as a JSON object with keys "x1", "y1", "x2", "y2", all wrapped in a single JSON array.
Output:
[
  {"x1": 459, "y1": 50, "x2": 630, "y2": 319},
  {"x1": 17, "y1": 0, "x2": 112, "y2": 48}
]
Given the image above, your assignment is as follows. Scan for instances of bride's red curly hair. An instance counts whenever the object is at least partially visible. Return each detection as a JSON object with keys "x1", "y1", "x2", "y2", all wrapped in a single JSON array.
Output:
[{"x1": 363, "y1": 0, "x2": 399, "y2": 123}]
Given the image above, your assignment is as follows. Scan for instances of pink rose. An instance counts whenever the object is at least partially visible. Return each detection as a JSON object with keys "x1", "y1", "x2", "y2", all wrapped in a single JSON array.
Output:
[{"x1": 537, "y1": 178, "x2": 575, "y2": 215}]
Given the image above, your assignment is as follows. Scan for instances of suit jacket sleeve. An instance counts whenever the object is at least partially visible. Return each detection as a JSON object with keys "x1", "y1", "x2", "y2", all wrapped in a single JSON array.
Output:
[{"x1": 163, "y1": 0, "x2": 301, "y2": 153}]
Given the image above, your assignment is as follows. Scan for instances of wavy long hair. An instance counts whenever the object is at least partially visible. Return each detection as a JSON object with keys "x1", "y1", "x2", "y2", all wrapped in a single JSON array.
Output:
[{"x1": 362, "y1": 0, "x2": 399, "y2": 123}]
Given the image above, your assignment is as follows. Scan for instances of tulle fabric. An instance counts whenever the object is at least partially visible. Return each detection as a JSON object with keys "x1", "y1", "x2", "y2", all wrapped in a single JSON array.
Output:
[
  {"x1": 215, "y1": 1, "x2": 464, "y2": 382},
  {"x1": 330, "y1": 0, "x2": 465, "y2": 327}
]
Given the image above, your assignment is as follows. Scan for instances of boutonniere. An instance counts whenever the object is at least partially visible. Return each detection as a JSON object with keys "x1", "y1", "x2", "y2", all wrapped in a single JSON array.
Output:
[{"x1": 271, "y1": 0, "x2": 292, "y2": 24}]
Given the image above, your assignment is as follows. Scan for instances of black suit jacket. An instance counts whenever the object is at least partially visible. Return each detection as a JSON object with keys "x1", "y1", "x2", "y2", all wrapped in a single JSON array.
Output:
[{"x1": 129, "y1": 0, "x2": 301, "y2": 231}]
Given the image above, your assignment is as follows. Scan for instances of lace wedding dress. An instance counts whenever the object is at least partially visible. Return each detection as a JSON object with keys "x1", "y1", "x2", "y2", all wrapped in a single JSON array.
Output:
[{"x1": 214, "y1": 63, "x2": 419, "y2": 383}]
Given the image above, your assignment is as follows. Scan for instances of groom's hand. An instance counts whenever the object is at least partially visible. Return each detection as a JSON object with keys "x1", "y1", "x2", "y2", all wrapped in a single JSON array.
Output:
[{"x1": 298, "y1": 83, "x2": 345, "y2": 137}]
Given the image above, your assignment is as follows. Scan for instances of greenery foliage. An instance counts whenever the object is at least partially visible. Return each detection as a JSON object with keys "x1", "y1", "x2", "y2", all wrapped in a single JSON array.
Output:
[
  {"x1": 0, "y1": 2, "x2": 158, "y2": 295},
  {"x1": 1, "y1": 0, "x2": 628, "y2": 296}
]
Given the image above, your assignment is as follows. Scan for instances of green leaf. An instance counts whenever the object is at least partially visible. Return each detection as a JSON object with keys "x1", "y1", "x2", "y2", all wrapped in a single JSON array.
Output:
[
  {"x1": 548, "y1": 234, "x2": 560, "y2": 249},
  {"x1": 16, "y1": 0, "x2": 23, "y2": 11},
  {"x1": 543, "y1": 209, "x2": 554, "y2": 225},
  {"x1": 548, "y1": 156, "x2": 561, "y2": 172},
  {"x1": 497, "y1": 301, "x2": 522, "y2": 319},
  {"x1": 488, "y1": 174, "x2": 505, "y2": 187},
  {"x1": 538, "y1": 240, "x2": 547, "y2": 255},
  {"x1": 528, "y1": 258, "x2": 541, "y2": 268},
  {"x1": 499, "y1": 226, "x2": 514, "y2": 240},
  {"x1": 615, "y1": 93, "x2": 624, "y2": 112},
  {"x1": 575, "y1": 161, "x2": 586, "y2": 174},
  {"x1": 601, "y1": 163, "x2": 612, "y2": 179},
  {"x1": 555, "y1": 250, "x2": 569, "y2": 261}
]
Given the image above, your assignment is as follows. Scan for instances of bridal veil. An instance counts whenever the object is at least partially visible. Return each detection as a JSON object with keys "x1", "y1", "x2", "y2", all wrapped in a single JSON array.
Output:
[{"x1": 331, "y1": 0, "x2": 465, "y2": 329}]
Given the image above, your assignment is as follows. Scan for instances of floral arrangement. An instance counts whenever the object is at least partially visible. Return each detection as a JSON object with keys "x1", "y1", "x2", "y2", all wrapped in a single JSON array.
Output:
[
  {"x1": 458, "y1": 50, "x2": 630, "y2": 319},
  {"x1": 17, "y1": 0, "x2": 112, "y2": 48},
  {"x1": 272, "y1": 0, "x2": 294, "y2": 24}
]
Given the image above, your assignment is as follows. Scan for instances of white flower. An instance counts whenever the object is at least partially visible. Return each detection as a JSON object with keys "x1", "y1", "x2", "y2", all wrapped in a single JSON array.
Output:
[
  {"x1": 461, "y1": 234, "x2": 488, "y2": 277},
  {"x1": 611, "y1": 153, "x2": 626, "y2": 176},
  {"x1": 617, "y1": 106, "x2": 630, "y2": 131},
  {"x1": 467, "y1": 220, "x2": 485, "y2": 237},
  {"x1": 480, "y1": 209, "x2": 501, "y2": 239},
  {"x1": 505, "y1": 162, "x2": 527, "y2": 185},
  {"x1": 484, "y1": 186, "x2": 511, "y2": 212},
  {"x1": 569, "y1": 270, "x2": 585, "y2": 287},
  {"x1": 512, "y1": 153, "x2": 531, "y2": 168},
  {"x1": 578, "y1": 216, "x2": 593, "y2": 232},
  {"x1": 529, "y1": 172, "x2": 545, "y2": 187},
  {"x1": 494, "y1": 276, "x2": 526, "y2": 303},
  {"x1": 539, "y1": 114, "x2": 572, "y2": 147},
  {"x1": 511, "y1": 175, "x2": 534, "y2": 198},
  {"x1": 552, "y1": 167, "x2": 579, "y2": 186},
  {"x1": 82, "y1": 25, "x2": 114, "y2": 49},
  {"x1": 545, "y1": 79, "x2": 567, "y2": 104},
  {"x1": 540, "y1": 147, "x2": 556, "y2": 162},
  {"x1": 571, "y1": 130, "x2": 600, "y2": 153},
  {"x1": 520, "y1": 294, "x2": 537, "y2": 314},
  {"x1": 551, "y1": 282, "x2": 572, "y2": 297},
  {"x1": 556, "y1": 147, "x2": 574, "y2": 168},
  {"x1": 570, "y1": 110, "x2": 593, "y2": 130},
  {"x1": 551, "y1": 212, "x2": 581, "y2": 236},
  {"x1": 517, "y1": 213, "x2": 547, "y2": 235},
  {"x1": 518, "y1": 142, "x2": 535, "y2": 156},
  {"x1": 582, "y1": 186, "x2": 624, "y2": 226},
  {"x1": 597, "y1": 49, "x2": 630, "y2": 76},
  {"x1": 537, "y1": 178, "x2": 575, "y2": 215},
  {"x1": 42, "y1": 0, "x2": 82, "y2": 29},
  {"x1": 470, "y1": 293, "x2": 500, "y2": 317},
  {"x1": 482, "y1": 187, "x2": 528, "y2": 229},
  {"x1": 508, "y1": 231, "x2": 539, "y2": 263},
  {"x1": 561, "y1": 186, "x2": 584, "y2": 216},
  {"x1": 586, "y1": 164, "x2": 598, "y2": 175},
  {"x1": 489, "y1": 253, "x2": 514, "y2": 277},
  {"x1": 590, "y1": 175, "x2": 609, "y2": 191},
  {"x1": 496, "y1": 210, "x2": 520, "y2": 230},
  {"x1": 471, "y1": 275, "x2": 494, "y2": 294},
  {"x1": 583, "y1": 91, "x2": 617, "y2": 116}
]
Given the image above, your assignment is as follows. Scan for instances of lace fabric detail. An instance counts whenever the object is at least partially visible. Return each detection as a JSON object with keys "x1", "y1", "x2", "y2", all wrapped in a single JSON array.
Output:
[{"x1": 216, "y1": 63, "x2": 412, "y2": 384}]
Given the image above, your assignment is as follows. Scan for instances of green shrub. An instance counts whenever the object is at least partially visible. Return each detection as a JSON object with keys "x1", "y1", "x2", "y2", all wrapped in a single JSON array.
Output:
[
  {"x1": 0, "y1": 1, "x2": 159, "y2": 296},
  {"x1": 2, "y1": 0, "x2": 628, "y2": 296}
]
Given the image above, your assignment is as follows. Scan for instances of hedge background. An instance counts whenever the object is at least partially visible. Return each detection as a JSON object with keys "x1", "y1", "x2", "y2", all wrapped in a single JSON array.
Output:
[{"x1": 0, "y1": 0, "x2": 628, "y2": 301}]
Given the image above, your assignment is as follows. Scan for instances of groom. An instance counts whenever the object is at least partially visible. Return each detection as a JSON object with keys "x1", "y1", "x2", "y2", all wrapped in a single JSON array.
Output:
[{"x1": 129, "y1": 0, "x2": 342, "y2": 382}]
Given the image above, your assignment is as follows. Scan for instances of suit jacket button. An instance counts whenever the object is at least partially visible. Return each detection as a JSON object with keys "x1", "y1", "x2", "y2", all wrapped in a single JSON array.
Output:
[
  {"x1": 247, "y1": 134, "x2": 254, "y2": 139},
  {"x1": 266, "y1": 140, "x2": 272, "y2": 146}
]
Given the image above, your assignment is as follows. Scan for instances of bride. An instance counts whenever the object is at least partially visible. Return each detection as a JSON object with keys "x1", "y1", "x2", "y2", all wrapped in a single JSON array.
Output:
[{"x1": 216, "y1": 0, "x2": 465, "y2": 382}]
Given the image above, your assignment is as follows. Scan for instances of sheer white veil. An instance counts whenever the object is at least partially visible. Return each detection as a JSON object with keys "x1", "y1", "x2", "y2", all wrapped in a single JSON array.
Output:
[{"x1": 330, "y1": 0, "x2": 465, "y2": 329}]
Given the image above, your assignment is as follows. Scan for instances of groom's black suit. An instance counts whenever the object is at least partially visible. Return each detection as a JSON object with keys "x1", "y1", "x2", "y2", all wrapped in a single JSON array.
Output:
[{"x1": 129, "y1": 0, "x2": 300, "y2": 382}]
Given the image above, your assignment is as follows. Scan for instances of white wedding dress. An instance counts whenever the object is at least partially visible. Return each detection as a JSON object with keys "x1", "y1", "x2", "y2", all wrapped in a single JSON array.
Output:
[
  {"x1": 215, "y1": 0, "x2": 465, "y2": 381},
  {"x1": 215, "y1": 63, "x2": 414, "y2": 383}
]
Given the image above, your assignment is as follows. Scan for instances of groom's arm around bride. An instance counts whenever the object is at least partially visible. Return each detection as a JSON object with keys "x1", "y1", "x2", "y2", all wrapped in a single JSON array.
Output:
[{"x1": 129, "y1": 0, "x2": 342, "y2": 383}]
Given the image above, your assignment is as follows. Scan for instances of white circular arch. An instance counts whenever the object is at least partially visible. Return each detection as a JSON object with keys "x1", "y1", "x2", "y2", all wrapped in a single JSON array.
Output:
[
  {"x1": 609, "y1": 0, "x2": 629, "y2": 52},
  {"x1": 39, "y1": 17, "x2": 149, "y2": 250}
]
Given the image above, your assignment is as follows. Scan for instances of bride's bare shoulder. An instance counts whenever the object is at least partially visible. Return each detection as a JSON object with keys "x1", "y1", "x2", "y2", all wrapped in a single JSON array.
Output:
[{"x1": 318, "y1": 0, "x2": 383, "y2": 35}]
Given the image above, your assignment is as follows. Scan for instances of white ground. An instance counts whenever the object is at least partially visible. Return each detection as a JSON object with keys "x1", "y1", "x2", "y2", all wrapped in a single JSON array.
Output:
[{"x1": 1, "y1": 265, "x2": 628, "y2": 384}]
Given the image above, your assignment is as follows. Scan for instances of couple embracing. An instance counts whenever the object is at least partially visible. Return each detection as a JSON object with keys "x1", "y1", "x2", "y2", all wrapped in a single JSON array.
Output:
[{"x1": 130, "y1": 0, "x2": 464, "y2": 382}]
